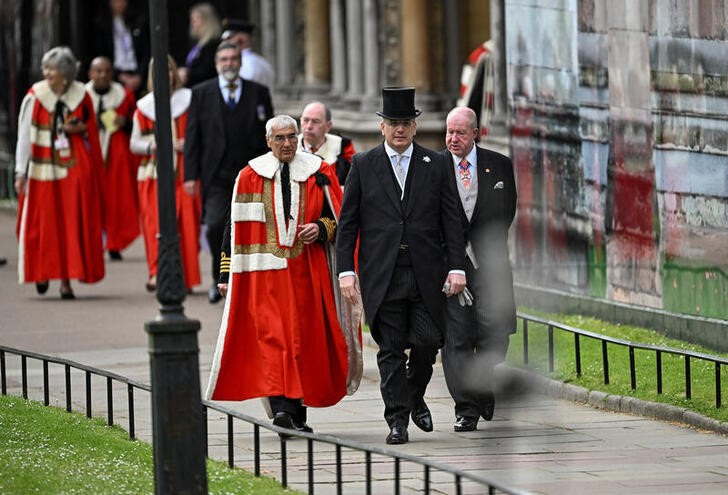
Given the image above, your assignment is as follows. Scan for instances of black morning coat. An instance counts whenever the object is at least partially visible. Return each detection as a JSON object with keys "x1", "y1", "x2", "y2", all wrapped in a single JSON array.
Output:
[
  {"x1": 183, "y1": 77, "x2": 273, "y2": 198},
  {"x1": 336, "y1": 141, "x2": 466, "y2": 332},
  {"x1": 445, "y1": 145, "x2": 518, "y2": 334}
]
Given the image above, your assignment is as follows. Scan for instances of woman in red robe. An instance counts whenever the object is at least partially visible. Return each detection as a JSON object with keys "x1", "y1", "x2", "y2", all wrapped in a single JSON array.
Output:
[
  {"x1": 130, "y1": 56, "x2": 201, "y2": 292},
  {"x1": 14, "y1": 46, "x2": 106, "y2": 299}
]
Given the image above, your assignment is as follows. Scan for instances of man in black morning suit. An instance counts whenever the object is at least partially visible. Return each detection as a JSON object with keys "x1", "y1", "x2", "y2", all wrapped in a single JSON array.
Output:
[
  {"x1": 442, "y1": 107, "x2": 517, "y2": 432},
  {"x1": 336, "y1": 87, "x2": 467, "y2": 445},
  {"x1": 184, "y1": 41, "x2": 273, "y2": 303}
]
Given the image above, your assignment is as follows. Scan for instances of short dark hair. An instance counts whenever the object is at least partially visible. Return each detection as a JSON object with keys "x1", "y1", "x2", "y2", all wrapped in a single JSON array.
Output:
[{"x1": 216, "y1": 41, "x2": 239, "y2": 55}]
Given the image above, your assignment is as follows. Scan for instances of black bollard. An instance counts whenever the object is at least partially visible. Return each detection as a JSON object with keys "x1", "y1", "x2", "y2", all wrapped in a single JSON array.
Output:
[{"x1": 145, "y1": 0, "x2": 207, "y2": 493}]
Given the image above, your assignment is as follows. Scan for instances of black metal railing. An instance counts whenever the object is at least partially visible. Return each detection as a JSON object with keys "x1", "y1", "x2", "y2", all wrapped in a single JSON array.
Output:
[
  {"x1": 516, "y1": 313, "x2": 728, "y2": 408},
  {"x1": 0, "y1": 345, "x2": 526, "y2": 495}
]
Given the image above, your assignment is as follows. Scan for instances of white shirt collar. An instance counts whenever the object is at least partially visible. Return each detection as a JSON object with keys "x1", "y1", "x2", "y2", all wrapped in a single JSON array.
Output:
[
  {"x1": 450, "y1": 144, "x2": 478, "y2": 167},
  {"x1": 384, "y1": 141, "x2": 413, "y2": 159}
]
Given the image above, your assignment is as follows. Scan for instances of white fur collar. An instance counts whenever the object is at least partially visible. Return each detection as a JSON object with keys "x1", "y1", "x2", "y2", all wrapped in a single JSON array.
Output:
[
  {"x1": 32, "y1": 80, "x2": 86, "y2": 113},
  {"x1": 84, "y1": 81, "x2": 127, "y2": 110},
  {"x1": 249, "y1": 151, "x2": 322, "y2": 182},
  {"x1": 136, "y1": 88, "x2": 191, "y2": 120}
]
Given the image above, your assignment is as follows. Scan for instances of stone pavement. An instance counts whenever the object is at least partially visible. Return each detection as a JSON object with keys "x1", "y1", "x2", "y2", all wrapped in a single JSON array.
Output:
[{"x1": 1, "y1": 208, "x2": 727, "y2": 494}]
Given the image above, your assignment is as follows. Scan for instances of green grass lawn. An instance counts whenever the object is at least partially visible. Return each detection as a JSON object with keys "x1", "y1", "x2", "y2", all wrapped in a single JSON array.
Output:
[
  {"x1": 0, "y1": 395, "x2": 300, "y2": 495},
  {"x1": 508, "y1": 310, "x2": 728, "y2": 423}
]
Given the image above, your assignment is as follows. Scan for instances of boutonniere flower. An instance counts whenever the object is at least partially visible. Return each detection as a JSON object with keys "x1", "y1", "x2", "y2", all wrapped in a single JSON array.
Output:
[{"x1": 423, "y1": 156, "x2": 431, "y2": 163}]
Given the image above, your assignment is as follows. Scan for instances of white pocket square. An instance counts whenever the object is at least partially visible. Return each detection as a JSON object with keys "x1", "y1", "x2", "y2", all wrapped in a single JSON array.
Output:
[{"x1": 494, "y1": 181, "x2": 504, "y2": 189}]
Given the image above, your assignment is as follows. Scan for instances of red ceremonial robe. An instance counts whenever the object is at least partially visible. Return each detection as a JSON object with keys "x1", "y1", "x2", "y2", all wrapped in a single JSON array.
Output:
[
  {"x1": 206, "y1": 151, "x2": 351, "y2": 407},
  {"x1": 131, "y1": 88, "x2": 201, "y2": 289},
  {"x1": 16, "y1": 81, "x2": 106, "y2": 284},
  {"x1": 85, "y1": 81, "x2": 140, "y2": 252}
]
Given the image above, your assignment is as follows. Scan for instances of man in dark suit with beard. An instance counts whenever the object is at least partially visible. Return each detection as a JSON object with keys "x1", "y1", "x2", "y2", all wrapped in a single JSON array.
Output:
[
  {"x1": 442, "y1": 106, "x2": 517, "y2": 432},
  {"x1": 184, "y1": 41, "x2": 273, "y2": 303},
  {"x1": 336, "y1": 87, "x2": 466, "y2": 444}
]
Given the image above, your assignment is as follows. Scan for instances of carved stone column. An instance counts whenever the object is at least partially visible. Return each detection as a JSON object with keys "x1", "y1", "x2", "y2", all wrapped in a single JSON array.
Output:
[
  {"x1": 260, "y1": 1, "x2": 276, "y2": 84},
  {"x1": 305, "y1": 0, "x2": 331, "y2": 90},
  {"x1": 401, "y1": 0, "x2": 430, "y2": 91},
  {"x1": 275, "y1": 0, "x2": 295, "y2": 86},
  {"x1": 344, "y1": 0, "x2": 363, "y2": 102},
  {"x1": 361, "y1": 0, "x2": 380, "y2": 111},
  {"x1": 329, "y1": 0, "x2": 347, "y2": 97}
]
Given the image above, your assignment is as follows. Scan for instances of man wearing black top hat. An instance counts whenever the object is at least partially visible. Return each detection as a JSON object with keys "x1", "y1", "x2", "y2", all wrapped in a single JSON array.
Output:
[
  {"x1": 336, "y1": 87, "x2": 467, "y2": 444},
  {"x1": 220, "y1": 18, "x2": 275, "y2": 89}
]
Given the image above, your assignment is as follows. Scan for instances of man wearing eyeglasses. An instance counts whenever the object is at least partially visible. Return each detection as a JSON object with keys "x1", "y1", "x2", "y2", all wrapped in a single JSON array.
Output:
[
  {"x1": 206, "y1": 115, "x2": 362, "y2": 435},
  {"x1": 337, "y1": 87, "x2": 466, "y2": 445},
  {"x1": 184, "y1": 41, "x2": 273, "y2": 303}
]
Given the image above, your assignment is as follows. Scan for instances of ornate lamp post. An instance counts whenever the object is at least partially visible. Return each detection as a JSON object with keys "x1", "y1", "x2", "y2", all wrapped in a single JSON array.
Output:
[{"x1": 145, "y1": 1, "x2": 207, "y2": 493}]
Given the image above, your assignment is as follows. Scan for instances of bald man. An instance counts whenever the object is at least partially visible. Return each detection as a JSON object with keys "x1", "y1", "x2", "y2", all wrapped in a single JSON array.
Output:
[
  {"x1": 298, "y1": 101, "x2": 355, "y2": 186},
  {"x1": 85, "y1": 57, "x2": 140, "y2": 260},
  {"x1": 441, "y1": 106, "x2": 517, "y2": 432}
]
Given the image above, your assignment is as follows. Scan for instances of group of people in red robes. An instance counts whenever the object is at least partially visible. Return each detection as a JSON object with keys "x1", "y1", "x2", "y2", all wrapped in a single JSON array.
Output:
[{"x1": 14, "y1": 46, "x2": 202, "y2": 298}]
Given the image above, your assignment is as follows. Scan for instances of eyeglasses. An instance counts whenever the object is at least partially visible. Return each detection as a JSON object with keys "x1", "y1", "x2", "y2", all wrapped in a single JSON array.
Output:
[{"x1": 272, "y1": 133, "x2": 298, "y2": 143}]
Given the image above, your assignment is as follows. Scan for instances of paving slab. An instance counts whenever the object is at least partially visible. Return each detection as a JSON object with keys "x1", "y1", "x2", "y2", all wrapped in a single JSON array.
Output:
[{"x1": 1, "y1": 208, "x2": 727, "y2": 494}]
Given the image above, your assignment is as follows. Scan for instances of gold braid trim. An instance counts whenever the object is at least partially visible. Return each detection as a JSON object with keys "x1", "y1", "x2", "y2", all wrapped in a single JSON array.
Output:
[
  {"x1": 319, "y1": 217, "x2": 337, "y2": 243},
  {"x1": 219, "y1": 252, "x2": 231, "y2": 274}
]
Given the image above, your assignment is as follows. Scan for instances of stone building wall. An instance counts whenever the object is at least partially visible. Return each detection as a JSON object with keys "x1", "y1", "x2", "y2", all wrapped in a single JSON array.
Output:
[{"x1": 508, "y1": 0, "x2": 728, "y2": 320}]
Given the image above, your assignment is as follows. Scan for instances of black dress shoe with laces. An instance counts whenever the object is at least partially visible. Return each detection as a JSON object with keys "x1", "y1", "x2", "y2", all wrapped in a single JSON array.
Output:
[
  {"x1": 386, "y1": 425, "x2": 409, "y2": 445},
  {"x1": 454, "y1": 416, "x2": 478, "y2": 432},
  {"x1": 410, "y1": 401, "x2": 433, "y2": 432},
  {"x1": 208, "y1": 285, "x2": 222, "y2": 303}
]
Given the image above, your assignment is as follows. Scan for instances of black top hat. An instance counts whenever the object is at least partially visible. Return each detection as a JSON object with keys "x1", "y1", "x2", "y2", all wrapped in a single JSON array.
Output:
[
  {"x1": 376, "y1": 87, "x2": 421, "y2": 120},
  {"x1": 221, "y1": 18, "x2": 256, "y2": 36}
]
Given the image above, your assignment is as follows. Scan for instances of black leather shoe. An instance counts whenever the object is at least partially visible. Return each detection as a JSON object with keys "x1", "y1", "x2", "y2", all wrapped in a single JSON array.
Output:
[
  {"x1": 454, "y1": 416, "x2": 478, "y2": 432},
  {"x1": 295, "y1": 421, "x2": 314, "y2": 433},
  {"x1": 36, "y1": 281, "x2": 49, "y2": 295},
  {"x1": 60, "y1": 288, "x2": 75, "y2": 300},
  {"x1": 481, "y1": 392, "x2": 495, "y2": 421},
  {"x1": 411, "y1": 402, "x2": 433, "y2": 432},
  {"x1": 109, "y1": 250, "x2": 123, "y2": 261},
  {"x1": 386, "y1": 425, "x2": 408, "y2": 445},
  {"x1": 208, "y1": 285, "x2": 222, "y2": 304},
  {"x1": 273, "y1": 412, "x2": 295, "y2": 429}
]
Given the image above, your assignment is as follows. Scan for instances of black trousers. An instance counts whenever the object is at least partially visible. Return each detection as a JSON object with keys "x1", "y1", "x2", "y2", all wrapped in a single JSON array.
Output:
[
  {"x1": 371, "y1": 263, "x2": 441, "y2": 428},
  {"x1": 269, "y1": 396, "x2": 307, "y2": 424},
  {"x1": 203, "y1": 183, "x2": 231, "y2": 284},
  {"x1": 442, "y1": 259, "x2": 510, "y2": 419}
]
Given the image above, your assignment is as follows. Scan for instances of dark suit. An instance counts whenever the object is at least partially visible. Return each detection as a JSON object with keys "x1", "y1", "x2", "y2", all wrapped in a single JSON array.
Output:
[
  {"x1": 442, "y1": 146, "x2": 517, "y2": 420},
  {"x1": 337, "y1": 142, "x2": 465, "y2": 428},
  {"x1": 92, "y1": 8, "x2": 150, "y2": 95},
  {"x1": 184, "y1": 77, "x2": 272, "y2": 284}
]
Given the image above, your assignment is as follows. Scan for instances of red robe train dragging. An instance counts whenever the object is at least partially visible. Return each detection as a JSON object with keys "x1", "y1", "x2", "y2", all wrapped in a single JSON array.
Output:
[
  {"x1": 16, "y1": 81, "x2": 106, "y2": 284},
  {"x1": 206, "y1": 151, "x2": 361, "y2": 407},
  {"x1": 131, "y1": 88, "x2": 201, "y2": 289}
]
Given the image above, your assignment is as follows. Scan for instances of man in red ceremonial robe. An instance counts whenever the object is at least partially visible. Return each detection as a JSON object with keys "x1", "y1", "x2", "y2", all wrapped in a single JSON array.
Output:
[
  {"x1": 297, "y1": 101, "x2": 356, "y2": 187},
  {"x1": 206, "y1": 115, "x2": 362, "y2": 434},
  {"x1": 86, "y1": 56, "x2": 140, "y2": 260}
]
